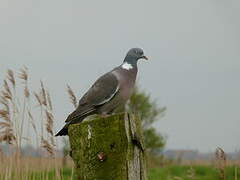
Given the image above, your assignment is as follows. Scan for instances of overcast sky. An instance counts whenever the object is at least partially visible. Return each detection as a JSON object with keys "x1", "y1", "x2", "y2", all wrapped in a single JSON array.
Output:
[{"x1": 0, "y1": 0, "x2": 240, "y2": 152}]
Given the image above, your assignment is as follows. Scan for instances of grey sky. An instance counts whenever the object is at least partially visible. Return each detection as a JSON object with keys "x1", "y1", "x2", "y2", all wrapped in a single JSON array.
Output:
[{"x1": 0, "y1": 0, "x2": 240, "y2": 152}]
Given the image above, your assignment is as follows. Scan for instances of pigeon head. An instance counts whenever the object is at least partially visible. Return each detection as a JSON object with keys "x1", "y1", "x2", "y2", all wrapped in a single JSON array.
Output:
[
  {"x1": 124, "y1": 48, "x2": 148, "y2": 62},
  {"x1": 122, "y1": 48, "x2": 148, "y2": 70}
]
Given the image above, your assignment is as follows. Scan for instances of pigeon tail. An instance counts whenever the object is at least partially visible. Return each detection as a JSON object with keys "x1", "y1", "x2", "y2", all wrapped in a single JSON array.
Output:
[
  {"x1": 55, "y1": 113, "x2": 91, "y2": 136},
  {"x1": 55, "y1": 124, "x2": 69, "y2": 136}
]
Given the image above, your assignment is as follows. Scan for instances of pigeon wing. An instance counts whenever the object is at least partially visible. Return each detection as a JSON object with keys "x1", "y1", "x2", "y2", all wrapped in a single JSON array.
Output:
[
  {"x1": 65, "y1": 72, "x2": 119, "y2": 122},
  {"x1": 79, "y1": 72, "x2": 119, "y2": 106}
]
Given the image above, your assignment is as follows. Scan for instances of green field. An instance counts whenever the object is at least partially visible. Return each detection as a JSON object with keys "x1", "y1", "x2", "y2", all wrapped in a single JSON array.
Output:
[
  {"x1": 148, "y1": 165, "x2": 239, "y2": 180},
  {"x1": 1, "y1": 165, "x2": 239, "y2": 179},
  {"x1": 24, "y1": 165, "x2": 239, "y2": 180}
]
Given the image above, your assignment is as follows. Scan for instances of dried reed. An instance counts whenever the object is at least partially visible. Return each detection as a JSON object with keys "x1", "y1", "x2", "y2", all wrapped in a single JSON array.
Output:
[
  {"x1": 0, "y1": 67, "x2": 70, "y2": 180},
  {"x1": 67, "y1": 85, "x2": 77, "y2": 108},
  {"x1": 7, "y1": 69, "x2": 16, "y2": 89},
  {"x1": 0, "y1": 156, "x2": 74, "y2": 179},
  {"x1": 186, "y1": 166, "x2": 196, "y2": 180},
  {"x1": 19, "y1": 67, "x2": 30, "y2": 148},
  {"x1": 34, "y1": 92, "x2": 42, "y2": 106},
  {"x1": 41, "y1": 138, "x2": 54, "y2": 157},
  {"x1": 19, "y1": 67, "x2": 30, "y2": 98},
  {"x1": 34, "y1": 90, "x2": 45, "y2": 140},
  {"x1": 46, "y1": 91, "x2": 53, "y2": 111},
  {"x1": 0, "y1": 94, "x2": 16, "y2": 145},
  {"x1": 3, "y1": 80, "x2": 12, "y2": 100},
  {"x1": 0, "y1": 68, "x2": 56, "y2": 155},
  {"x1": 215, "y1": 147, "x2": 227, "y2": 180},
  {"x1": 31, "y1": 80, "x2": 58, "y2": 177},
  {"x1": 40, "y1": 81, "x2": 47, "y2": 106},
  {"x1": 19, "y1": 66, "x2": 28, "y2": 81}
]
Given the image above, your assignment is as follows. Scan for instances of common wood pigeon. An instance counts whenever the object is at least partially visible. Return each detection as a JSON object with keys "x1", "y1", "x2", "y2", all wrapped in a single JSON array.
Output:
[{"x1": 56, "y1": 48, "x2": 148, "y2": 136}]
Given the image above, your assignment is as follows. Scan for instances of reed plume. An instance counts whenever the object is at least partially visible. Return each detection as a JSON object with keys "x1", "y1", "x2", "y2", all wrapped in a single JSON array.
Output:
[
  {"x1": 7, "y1": 69, "x2": 16, "y2": 89},
  {"x1": 18, "y1": 66, "x2": 28, "y2": 81},
  {"x1": 40, "y1": 81, "x2": 47, "y2": 106},
  {"x1": 0, "y1": 109, "x2": 16, "y2": 144},
  {"x1": 47, "y1": 91, "x2": 53, "y2": 111},
  {"x1": 33, "y1": 92, "x2": 42, "y2": 106},
  {"x1": 19, "y1": 67, "x2": 30, "y2": 99},
  {"x1": 67, "y1": 85, "x2": 77, "y2": 108},
  {"x1": 41, "y1": 138, "x2": 54, "y2": 157},
  {"x1": 0, "y1": 83, "x2": 16, "y2": 145},
  {"x1": 2, "y1": 80, "x2": 12, "y2": 100},
  {"x1": 45, "y1": 110, "x2": 54, "y2": 136},
  {"x1": 27, "y1": 110, "x2": 37, "y2": 135},
  {"x1": 34, "y1": 81, "x2": 56, "y2": 156}
]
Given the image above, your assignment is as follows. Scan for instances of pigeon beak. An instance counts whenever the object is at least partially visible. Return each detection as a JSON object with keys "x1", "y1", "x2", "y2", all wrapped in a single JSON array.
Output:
[{"x1": 141, "y1": 55, "x2": 148, "y2": 60}]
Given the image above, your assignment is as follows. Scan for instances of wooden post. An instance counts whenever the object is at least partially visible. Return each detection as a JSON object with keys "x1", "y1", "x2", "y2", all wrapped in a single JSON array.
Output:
[{"x1": 68, "y1": 113, "x2": 147, "y2": 180}]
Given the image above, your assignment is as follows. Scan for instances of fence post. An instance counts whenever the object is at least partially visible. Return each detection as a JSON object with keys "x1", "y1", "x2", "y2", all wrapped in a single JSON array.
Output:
[{"x1": 68, "y1": 113, "x2": 147, "y2": 180}]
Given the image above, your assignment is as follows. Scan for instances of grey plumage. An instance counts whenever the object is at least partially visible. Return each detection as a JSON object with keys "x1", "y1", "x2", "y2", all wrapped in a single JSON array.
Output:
[{"x1": 56, "y1": 48, "x2": 148, "y2": 136}]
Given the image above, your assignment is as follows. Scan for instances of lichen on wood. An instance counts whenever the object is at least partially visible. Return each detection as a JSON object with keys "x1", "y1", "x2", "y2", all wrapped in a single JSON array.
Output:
[{"x1": 68, "y1": 113, "x2": 147, "y2": 180}]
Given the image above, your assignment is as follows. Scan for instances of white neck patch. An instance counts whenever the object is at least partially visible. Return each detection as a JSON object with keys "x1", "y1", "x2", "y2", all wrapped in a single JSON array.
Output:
[{"x1": 121, "y1": 62, "x2": 133, "y2": 70}]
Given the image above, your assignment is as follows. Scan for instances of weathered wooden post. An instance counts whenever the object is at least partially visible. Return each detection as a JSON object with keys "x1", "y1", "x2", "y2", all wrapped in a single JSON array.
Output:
[{"x1": 68, "y1": 113, "x2": 147, "y2": 180}]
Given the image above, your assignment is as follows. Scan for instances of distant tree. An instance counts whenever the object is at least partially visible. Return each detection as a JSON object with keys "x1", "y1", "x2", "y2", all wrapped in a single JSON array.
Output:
[{"x1": 128, "y1": 86, "x2": 166, "y2": 154}]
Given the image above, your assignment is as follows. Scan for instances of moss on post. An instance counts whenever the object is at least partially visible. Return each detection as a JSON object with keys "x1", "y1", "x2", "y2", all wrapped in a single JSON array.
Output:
[{"x1": 68, "y1": 113, "x2": 147, "y2": 180}]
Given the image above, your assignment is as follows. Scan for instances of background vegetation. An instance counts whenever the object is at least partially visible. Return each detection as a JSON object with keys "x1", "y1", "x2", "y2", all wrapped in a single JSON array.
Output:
[
  {"x1": 0, "y1": 68, "x2": 239, "y2": 180},
  {"x1": 129, "y1": 87, "x2": 166, "y2": 155}
]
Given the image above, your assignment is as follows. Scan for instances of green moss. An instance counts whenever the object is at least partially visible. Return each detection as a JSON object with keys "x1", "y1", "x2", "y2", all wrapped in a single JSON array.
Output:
[{"x1": 69, "y1": 113, "x2": 131, "y2": 180}]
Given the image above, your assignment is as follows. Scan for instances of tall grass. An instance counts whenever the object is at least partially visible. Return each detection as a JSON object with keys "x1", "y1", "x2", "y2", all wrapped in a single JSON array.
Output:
[
  {"x1": 0, "y1": 68, "x2": 55, "y2": 153},
  {"x1": 0, "y1": 68, "x2": 74, "y2": 179}
]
